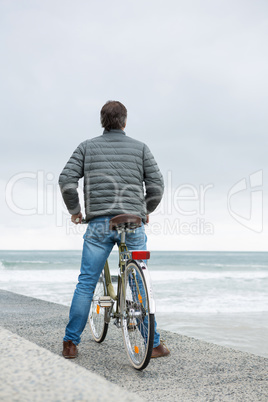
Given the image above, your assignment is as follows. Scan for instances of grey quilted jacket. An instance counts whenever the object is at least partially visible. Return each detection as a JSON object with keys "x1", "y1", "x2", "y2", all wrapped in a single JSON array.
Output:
[{"x1": 59, "y1": 129, "x2": 164, "y2": 222}]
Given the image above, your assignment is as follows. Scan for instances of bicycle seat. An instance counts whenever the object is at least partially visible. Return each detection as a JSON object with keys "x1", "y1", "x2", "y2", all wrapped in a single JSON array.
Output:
[{"x1": 109, "y1": 214, "x2": 142, "y2": 231}]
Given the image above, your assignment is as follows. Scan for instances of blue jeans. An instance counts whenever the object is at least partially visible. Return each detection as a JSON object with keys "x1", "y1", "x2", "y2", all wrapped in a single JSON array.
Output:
[{"x1": 64, "y1": 215, "x2": 160, "y2": 348}]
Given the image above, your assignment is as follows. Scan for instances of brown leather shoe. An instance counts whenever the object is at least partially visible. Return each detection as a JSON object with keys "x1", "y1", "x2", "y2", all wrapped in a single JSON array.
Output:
[
  {"x1": 62, "y1": 340, "x2": 78, "y2": 359},
  {"x1": 151, "y1": 339, "x2": 170, "y2": 358}
]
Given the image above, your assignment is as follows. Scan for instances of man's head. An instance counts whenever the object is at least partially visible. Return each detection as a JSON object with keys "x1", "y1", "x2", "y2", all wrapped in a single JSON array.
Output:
[{"x1": 100, "y1": 101, "x2": 127, "y2": 131}]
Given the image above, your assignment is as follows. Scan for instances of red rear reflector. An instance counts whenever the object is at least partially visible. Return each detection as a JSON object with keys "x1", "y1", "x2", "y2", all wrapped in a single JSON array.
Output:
[{"x1": 131, "y1": 251, "x2": 150, "y2": 260}]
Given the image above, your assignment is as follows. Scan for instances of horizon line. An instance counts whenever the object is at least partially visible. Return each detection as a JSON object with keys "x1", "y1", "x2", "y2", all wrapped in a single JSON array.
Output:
[{"x1": 0, "y1": 249, "x2": 267, "y2": 253}]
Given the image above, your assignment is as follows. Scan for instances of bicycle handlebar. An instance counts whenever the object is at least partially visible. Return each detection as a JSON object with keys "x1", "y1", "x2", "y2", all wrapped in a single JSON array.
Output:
[{"x1": 74, "y1": 217, "x2": 87, "y2": 224}]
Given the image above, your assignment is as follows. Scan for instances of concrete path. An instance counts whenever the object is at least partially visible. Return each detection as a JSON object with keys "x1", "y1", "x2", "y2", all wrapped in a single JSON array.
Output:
[
  {"x1": 0, "y1": 290, "x2": 267, "y2": 401},
  {"x1": 0, "y1": 327, "x2": 142, "y2": 402}
]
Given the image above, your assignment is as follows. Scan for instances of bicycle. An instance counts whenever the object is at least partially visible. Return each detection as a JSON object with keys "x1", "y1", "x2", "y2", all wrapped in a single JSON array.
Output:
[{"x1": 86, "y1": 214, "x2": 155, "y2": 370}]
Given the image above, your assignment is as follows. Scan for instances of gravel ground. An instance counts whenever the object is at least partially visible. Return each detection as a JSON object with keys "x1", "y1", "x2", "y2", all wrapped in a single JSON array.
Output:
[{"x1": 0, "y1": 289, "x2": 267, "y2": 401}]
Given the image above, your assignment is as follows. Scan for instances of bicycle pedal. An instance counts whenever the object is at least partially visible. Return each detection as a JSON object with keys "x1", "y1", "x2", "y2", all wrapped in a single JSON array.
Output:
[
  {"x1": 127, "y1": 323, "x2": 137, "y2": 331},
  {"x1": 98, "y1": 296, "x2": 113, "y2": 307}
]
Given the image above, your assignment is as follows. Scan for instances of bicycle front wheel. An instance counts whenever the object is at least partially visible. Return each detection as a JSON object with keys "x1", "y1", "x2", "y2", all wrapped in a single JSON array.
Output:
[
  {"x1": 120, "y1": 261, "x2": 154, "y2": 370},
  {"x1": 89, "y1": 271, "x2": 109, "y2": 343}
]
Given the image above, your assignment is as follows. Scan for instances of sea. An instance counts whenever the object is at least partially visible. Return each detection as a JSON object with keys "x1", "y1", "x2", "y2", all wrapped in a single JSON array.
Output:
[{"x1": 0, "y1": 250, "x2": 267, "y2": 358}]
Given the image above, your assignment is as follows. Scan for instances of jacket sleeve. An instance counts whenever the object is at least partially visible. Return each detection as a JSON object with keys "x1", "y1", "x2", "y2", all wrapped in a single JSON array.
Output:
[
  {"x1": 143, "y1": 144, "x2": 164, "y2": 214},
  {"x1": 58, "y1": 143, "x2": 85, "y2": 215}
]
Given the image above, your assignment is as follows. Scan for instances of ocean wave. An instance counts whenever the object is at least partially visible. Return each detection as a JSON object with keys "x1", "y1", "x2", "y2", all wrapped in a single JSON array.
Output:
[
  {"x1": 11, "y1": 260, "x2": 49, "y2": 264},
  {"x1": 198, "y1": 262, "x2": 268, "y2": 269},
  {"x1": 0, "y1": 260, "x2": 77, "y2": 270},
  {"x1": 155, "y1": 296, "x2": 268, "y2": 314},
  {"x1": 0, "y1": 269, "x2": 78, "y2": 282},
  {"x1": 156, "y1": 305, "x2": 268, "y2": 314},
  {"x1": 150, "y1": 270, "x2": 268, "y2": 281}
]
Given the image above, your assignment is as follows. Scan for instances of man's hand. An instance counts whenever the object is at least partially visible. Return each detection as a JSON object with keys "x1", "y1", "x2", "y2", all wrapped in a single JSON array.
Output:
[
  {"x1": 146, "y1": 214, "x2": 149, "y2": 224},
  {"x1": 71, "y1": 212, "x2": 82, "y2": 224}
]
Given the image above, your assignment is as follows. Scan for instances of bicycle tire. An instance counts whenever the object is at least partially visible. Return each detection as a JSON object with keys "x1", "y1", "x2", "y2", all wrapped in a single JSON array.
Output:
[
  {"x1": 120, "y1": 260, "x2": 154, "y2": 370},
  {"x1": 89, "y1": 271, "x2": 109, "y2": 343}
]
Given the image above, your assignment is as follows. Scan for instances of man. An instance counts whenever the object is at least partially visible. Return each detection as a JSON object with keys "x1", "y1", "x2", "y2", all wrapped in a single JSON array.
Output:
[{"x1": 59, "y1": 100, "x2": 170, "y2": 359}]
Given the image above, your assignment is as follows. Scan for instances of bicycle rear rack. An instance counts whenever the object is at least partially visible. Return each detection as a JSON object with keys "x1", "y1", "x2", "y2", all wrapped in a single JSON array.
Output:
[{"x1": 120, "y1": 250, "x2": 150, "y2": 262}]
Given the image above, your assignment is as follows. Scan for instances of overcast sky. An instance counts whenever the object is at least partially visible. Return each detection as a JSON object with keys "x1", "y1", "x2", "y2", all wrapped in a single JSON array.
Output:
[{"x1": 1, "y1": 0, "x2": 267, "y2": 250}]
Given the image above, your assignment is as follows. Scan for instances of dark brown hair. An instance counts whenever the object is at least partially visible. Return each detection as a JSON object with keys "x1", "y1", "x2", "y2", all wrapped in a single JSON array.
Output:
[{"x1": 100, "y1": 101, "x2": 127, "y2": 131}]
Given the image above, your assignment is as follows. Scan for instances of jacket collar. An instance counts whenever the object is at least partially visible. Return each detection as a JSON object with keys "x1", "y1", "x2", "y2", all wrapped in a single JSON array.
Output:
[{"x1": 103, "y1": 129, "x2": 126, "y2": 135}]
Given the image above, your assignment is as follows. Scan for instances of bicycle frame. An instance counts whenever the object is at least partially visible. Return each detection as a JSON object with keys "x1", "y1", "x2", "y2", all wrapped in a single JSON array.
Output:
[
  {"x1": 102, "y1": 231, "x2": 129, "y2": 324},
  {"x1": 88, "y1": 219, "x2": 156, "y2": 370}
]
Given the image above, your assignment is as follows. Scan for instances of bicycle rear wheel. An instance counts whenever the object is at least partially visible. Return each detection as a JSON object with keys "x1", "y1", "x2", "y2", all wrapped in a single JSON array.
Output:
[
  {"x1": 120, "y1": 261, "x2": 154, "y2": 370},
  {"x1": 89, "y1": 271, "x2": 109, "y2": 343}
]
